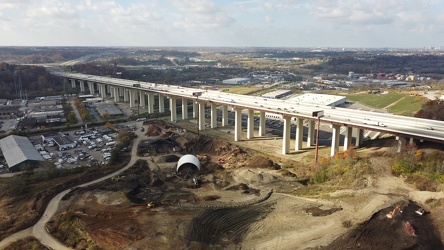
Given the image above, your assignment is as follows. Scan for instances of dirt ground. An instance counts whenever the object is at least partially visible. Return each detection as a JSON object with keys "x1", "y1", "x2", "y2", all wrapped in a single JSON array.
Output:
[{"x1": 48, "y1": 119, "x2": 444, "y2": 250}]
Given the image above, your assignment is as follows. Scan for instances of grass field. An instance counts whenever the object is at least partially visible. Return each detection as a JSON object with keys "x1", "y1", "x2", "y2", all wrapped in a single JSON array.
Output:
[
  {"x1": 223, "y1": 86, "x2": 262, "y2": 95},
  {"x1": 387, "y1": 96, "x2": 428, "y2": 116},
  {"x1": 346, "y1": 92, "x2": 427, "y2": 116}
]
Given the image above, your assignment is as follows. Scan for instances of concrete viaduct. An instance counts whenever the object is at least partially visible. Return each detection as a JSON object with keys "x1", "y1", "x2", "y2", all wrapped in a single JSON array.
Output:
[{"x1": 53, "y1": 71, "x2": 444, "y2": 156}]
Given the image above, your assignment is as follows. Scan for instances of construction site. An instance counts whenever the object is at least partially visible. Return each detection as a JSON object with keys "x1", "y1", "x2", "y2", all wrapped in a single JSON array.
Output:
[{"x1": 45, "y1": 119, "x2": 444, "y2": 250}]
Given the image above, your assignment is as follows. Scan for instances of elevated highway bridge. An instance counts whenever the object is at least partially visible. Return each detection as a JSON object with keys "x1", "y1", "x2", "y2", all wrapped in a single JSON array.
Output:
[{"x1": 51, "y1": 70, "x2": 444, "y2": 156}]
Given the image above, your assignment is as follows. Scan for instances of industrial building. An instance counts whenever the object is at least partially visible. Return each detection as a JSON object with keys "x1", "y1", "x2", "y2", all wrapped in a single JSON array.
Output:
[
  {"x1": 222, "y1": 78, "x2": 250, "y2": 85},
  {"x1": 288, "y1": 93, "x2": 346, "y2": 107},
  {"x1": 95, "y1": 102, "x2": 123, "y2": 118},
  {"x1": 42, "y1": 134, "x2": 77, "y2": 151},
  {"x1": 0, "y1": 99, "x2": 21, "y2": 119},
  {"x1": 262, "y1": 90, "x2": 293, "y2": 99},
  {"x1": 0, "y1": 135, "x2": 44, "y2": 172}
]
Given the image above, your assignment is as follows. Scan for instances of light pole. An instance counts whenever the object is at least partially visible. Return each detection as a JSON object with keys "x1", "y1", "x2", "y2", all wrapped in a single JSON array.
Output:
[{"x1": 312, "y1": 110, "x2": 324, "y2": 169}]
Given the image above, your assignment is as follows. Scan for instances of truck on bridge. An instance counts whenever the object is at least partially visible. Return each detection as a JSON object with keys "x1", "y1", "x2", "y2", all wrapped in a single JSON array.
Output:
[{"x1": 363, "y1": 120, "x2": 386, "y2": 127}]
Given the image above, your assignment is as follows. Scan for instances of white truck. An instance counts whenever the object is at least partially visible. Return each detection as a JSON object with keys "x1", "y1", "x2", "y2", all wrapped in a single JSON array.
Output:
[{"x1": 363, "y1": 120, "x2": 386, "y2": 127}]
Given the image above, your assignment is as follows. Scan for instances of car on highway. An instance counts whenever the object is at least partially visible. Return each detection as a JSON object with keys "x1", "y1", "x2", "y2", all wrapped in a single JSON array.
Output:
[{"x1": 426, "y1": 126, "x2": 434, "y2": 130}]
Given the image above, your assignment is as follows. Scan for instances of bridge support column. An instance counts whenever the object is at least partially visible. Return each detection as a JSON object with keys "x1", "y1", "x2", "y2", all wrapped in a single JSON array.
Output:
[
  {"x1": 88, "y1": 82, "x2": 95, "y2": 95},
  {"x1": 247, "y1": 109, "x2": 254, "y2": 139},
  {"x1": 234, "y1": 108, "x2": 242, "y2": 141},
  {"x1": 79, "y1": 80, "x2": 86, "y2": 92},
  {"x1": 159, "y1": 94, "x2": 165, "y2": 113},
  {"x1": 344, "y1": 126, "x2": 353, "y2": 151},
  {"x1": 259, "y1": 111, "x2": 266, "y2": 137},
  {"x1": 282, "y1": 116, "x2": 291, "y2": 155},
  {"x1": 355, "y1": 128, "x2": 363, "y2": 147},
  {"x1": 169, "y1": 97, "x2": 177, "y2": 122},
  {"x1": 110, "y1": 86, "x2": 114, "y2": 98},
  {"x1": 129, "y1": 90, "x2": 137, "y2": 108},
  {"x1": 198, "y1": 102, "x2": 205, "y2": 130},
  {"x1": 118, "y1": 87, "x2": 124, "y2": 99},
  {"x1": 193, "y1": 101, "x2": 198, "y2": 118},
  {"x1": 210, "y1": 103, "x2": 217, "y2": 128},
  {"x1": 147, "y1": 93, "x2": 154, "y2": 114},
  {"x1": 139, "y1": 91, "x2": 146, "y2": 109},
  {"x1": 123, "y1": 88, "x2": 129, "y2": 102},
  {"x1": 100, "y1": 84, "x2": 106, "y2": 99},
  {"x1": 295, "y1": 118, "x2": 303, "y2": 151},
  {"x1": 70, "y1": 79, "x2": 76, "y2": 88},
  {"x1": 397, "y1": 136, "x2": 405, "y2": 153},
  {"x1": 330, "y1": 124, "x2": 340, "y2": 156},
  {"x1": 113, "y1": 87, "x2": 119, "y2": 103},
  {"x1": 222, "y1": 106, "x2": 228, "y2": 126},
  {"x1": 182, "y1": 98, "x2": 188, "y2": 120},
  {"x1": 307, "y1": 120, "x2": 315, "y2": 147},
  {"x1": 409, "y1": 137, "x2": 414, "y2": 145}
]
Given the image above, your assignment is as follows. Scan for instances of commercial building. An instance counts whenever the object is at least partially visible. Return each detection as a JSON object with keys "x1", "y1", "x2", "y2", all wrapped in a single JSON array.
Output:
[
  {"x1": 42, "y1": 134, "x2": 77, "y2": 151},
  {"x1": 222, "y1": 78, "x2": 250, "y2": 85},
  {"x1": 95, "y1": 102, "x2": 123, "y2": 118},
  {"x1": 288, "y1": 93, "x2": 346, "y2": 107},
  {"x1": 0, "y1": 135, "x2": 44, "y2": 172},
  {"x1": 262, "y1": 90, "x2": 293, "y2": 99}
]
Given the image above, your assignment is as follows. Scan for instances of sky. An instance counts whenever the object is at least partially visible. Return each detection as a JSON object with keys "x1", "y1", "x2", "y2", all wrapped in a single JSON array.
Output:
[{"x1": 1, "y1": 0, "x2": 444, "y2": 48}]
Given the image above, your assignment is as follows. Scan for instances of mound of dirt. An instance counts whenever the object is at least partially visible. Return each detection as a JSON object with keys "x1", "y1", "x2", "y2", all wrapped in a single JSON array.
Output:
[
  {"x1": 324, "y1": 201, "x2": 444, "y2": 249},
  {"x1": 146, "y1": 124, "x2": 162, "y2": 137},
  {"x1": 154, "y1": 154, "x2": 180, "y2": 164},
  {"x1": 175, "y1": 132, "x2": 199, "y2": 149},
  {"x1": 244, "y1": 155, "x2": 279, "y2": 169}
]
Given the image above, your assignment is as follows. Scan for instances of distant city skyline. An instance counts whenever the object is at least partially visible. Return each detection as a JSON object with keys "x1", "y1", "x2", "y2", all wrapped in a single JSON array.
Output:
[{"x1": 1, "y1": 0, "x2": 443, "y2": 48}]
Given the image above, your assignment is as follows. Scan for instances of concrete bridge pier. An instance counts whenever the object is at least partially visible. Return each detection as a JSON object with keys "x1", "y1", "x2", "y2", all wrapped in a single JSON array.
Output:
[
  {"x1": 88, "y1": 81, "x2": 95, "y2": 95},
  {"x1": 129, "y1": 90, "x2": 137, "y2": 108},
  {"x1": 282, "y1": 116, "x2": 291, "y2": 155},
  {"x1": 139, "y1": 91, "x2": 146, "y2": 109},
  {"x1": 344, "y1": 126, "x2": 353, "y2": 151},
  {"x1": 192, "y1": 101, "x2": 197, "y2": 119},
  {"x1": 355, "y1": 128, "x2": 363, "y2": 147},
  {"x1": 123, "y1": 88, "x2": 128, "y2": 102},
  {"x1": 79, "y1": 80, "x2": 86, "y2": 93},
  {"x1": 159, "y1": 94, "x2": 165, "y2": 113},
  {"x1": 295, "y1": 118, "x2": 303, "y2": 151},
  {"x1": 99, "y1": 84, "x2": 106, "y2": 99},
  {"x1": 259, "y1": 111, "x2": 266, "y2": 137},
  {"x1": 182, "y1": 98, "x2": 188, "y2": 120},
  {"x1": 147, "y1": 93, "x2": 154, "y2": 114},
  {"x1": 247, "y1": 109, "x2": 254, "y2": 139},
  {"x1": 330, "y1": 124, "x2": 340, "y2": 156},
  {"x1": 70, "y1": 79, "x2": 76, "y2": 88},
  {"x1": 169, "y1": 97, "x2": 177, "y2": 122},
  {"x1": 396, "y1": 136, "x2": 406, "y2": 153},
  {"x1": 234, "y1": 108, "x2": 242, "y2": 141},
  {"x1": 307, "y1": 120, "x2": 315, "y2": 147},
  {"x1": 210, "y1": 103, "x2": 217, "y2": 128},
  {"x1": 222, "y1": 106, "x2": 228, "y2": 127},
  {"x1": 198, "y1": 102, "x2": 205, "y2": 130},
  {"x1": 113, "y1": 87, "x2": 119, "y2": 102}
]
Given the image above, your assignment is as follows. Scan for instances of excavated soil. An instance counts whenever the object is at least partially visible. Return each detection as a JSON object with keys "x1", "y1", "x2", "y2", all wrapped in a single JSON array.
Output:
[{"x1": 48, "y1": 120, "x2": 444, "y2": 250}]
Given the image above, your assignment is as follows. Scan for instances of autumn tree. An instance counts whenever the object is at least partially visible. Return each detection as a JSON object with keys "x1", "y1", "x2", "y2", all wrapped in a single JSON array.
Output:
[{"x1": 414, "y1": 98, "x2": 444, "y2": 121}]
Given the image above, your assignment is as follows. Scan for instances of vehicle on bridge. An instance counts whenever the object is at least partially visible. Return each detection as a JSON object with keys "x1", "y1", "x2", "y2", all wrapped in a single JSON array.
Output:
[{"x1": 363, "y1": 120, "x2": 386, "y2": 127}]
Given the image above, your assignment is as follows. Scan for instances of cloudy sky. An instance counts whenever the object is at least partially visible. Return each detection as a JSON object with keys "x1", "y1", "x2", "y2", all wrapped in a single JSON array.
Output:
[{"x1": 1, "y1": 0, "x2": 443, "y2": 48}]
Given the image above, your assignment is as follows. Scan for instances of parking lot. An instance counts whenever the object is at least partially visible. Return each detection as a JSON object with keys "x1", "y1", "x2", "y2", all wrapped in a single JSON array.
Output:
[{"x1": 28, "y1": 124, "x2": 134, "y2": 169}]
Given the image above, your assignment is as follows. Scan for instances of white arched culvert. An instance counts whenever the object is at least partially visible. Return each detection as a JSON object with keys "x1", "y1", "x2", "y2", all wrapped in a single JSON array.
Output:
[{"x1": 176, "y1": 154, "x2": 201, "y2": 172}]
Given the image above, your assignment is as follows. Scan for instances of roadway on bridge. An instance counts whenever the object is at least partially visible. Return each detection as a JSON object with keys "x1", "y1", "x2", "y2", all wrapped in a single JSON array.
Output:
[{"x1": 52, "y1": 71, "x2": 444, "y2": 143}]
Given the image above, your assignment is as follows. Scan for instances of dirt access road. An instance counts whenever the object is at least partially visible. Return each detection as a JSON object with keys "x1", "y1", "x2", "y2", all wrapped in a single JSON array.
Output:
[
  {"x1": 0, "y1": 121, "x2": 147, "y2": 250},
  {"x1": 45, "y1": 120, "x2": 444, "y2": 249}
]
